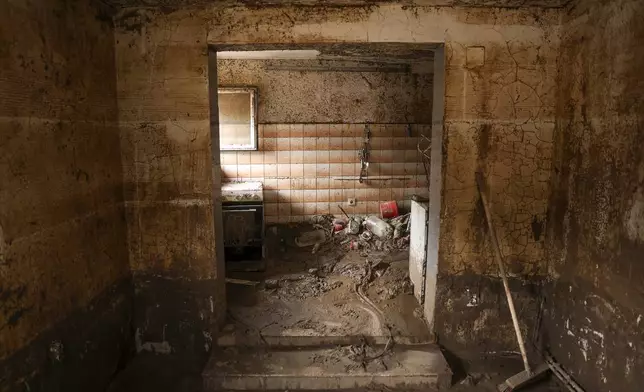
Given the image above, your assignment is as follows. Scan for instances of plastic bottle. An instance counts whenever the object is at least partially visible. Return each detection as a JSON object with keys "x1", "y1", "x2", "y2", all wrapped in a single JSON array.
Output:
[{"x1": 364, "y1": 215, "x2": 394, "y2": 238}]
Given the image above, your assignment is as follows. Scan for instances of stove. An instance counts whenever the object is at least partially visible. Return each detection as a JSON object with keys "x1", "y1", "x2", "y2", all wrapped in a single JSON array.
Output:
[
  {"x1": 221, "y1": 181, "x2": 263, "y2": 203},
  {"x1": 221, "y1": 181, "x2": 264, "y2": 262}
]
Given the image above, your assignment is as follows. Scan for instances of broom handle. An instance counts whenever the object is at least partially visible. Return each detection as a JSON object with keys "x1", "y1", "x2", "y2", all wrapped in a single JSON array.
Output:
[{"x1": 475, "y1": 172, "x2": 531, "y2": 374}]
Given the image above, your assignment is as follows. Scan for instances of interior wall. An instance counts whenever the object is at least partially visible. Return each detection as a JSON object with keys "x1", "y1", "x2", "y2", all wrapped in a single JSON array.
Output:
[
  {"x1": 218, "y1": 58, "x2": 431, "y2": 221},
  {"x1": 115, "y1": 11, "x2": 222, "y2": 361},
  {"x1": 436, "y1": 22, "x2": 558, "y2": 351},
  {"x1": 222, "y1": 123, "x2": 430, "y2": 222},
  {"x1": 114, "y1": 4, "x2": 559, "y2": 355},
  {"x1": 544, "y1": 0, "x2": 644, "y2": 389},
  {"x1": 0, "y1": 0, "x2": 132, "y2": 390},
  {"x1": 218, "y1": 58, "x2": 433, "y2": 124}
]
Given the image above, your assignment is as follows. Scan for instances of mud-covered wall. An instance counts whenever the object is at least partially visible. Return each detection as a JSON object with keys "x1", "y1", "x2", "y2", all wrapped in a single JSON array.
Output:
[
  {"x1": 114, "y1": 4, "x2": 559, "y2": 355},
  {"x1": 218, "y1": 58, "x2": 433, "y2": 124},
  {"x1": 115, "y1": 11, "x2": 223, "y2": 361},
  {"x1": 435, "y1": 11, "x2": 557, "y2": 353},
  {"x1": 543, "y1": 0, "x2": 644, "y2": 390},
  {"x1": 0, "y1": 0, "x2": 132, "y2": 390}
]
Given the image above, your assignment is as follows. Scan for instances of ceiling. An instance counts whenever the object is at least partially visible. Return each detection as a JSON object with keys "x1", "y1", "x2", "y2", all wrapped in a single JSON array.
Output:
[{"x1": 104, "y1": 0, "x2": 571, "y2": 9}]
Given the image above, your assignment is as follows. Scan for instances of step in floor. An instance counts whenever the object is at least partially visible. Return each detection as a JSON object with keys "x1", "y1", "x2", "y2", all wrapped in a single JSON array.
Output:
[
  {"x1": 217, "y1": 331, "x2": 433, "y2": 347},
  {"x1": 203, "y1": 344, "x2": 452, "y2": 391}
]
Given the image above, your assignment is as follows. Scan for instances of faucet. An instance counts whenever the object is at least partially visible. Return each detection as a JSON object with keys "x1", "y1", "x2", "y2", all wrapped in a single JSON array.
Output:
[{"x1": 358, "y1": 124, "x2": 371, "y2": 183}]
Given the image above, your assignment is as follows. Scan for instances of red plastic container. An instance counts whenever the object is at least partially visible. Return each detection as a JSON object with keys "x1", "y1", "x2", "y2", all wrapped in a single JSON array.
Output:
[{"x1": 380, "y1": 200, "x2": 399, "y2": 219}]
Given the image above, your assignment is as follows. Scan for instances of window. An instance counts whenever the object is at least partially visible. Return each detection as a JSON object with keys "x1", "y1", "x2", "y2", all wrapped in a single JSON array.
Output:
[{"x1": 218, "y1": 87, "x2": 258, "y2": 151}]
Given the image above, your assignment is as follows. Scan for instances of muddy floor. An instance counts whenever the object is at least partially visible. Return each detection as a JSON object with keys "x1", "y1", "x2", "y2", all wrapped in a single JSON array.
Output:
[
  {"x1": 225, "y1": 241, "x2": 431, "y2": 342},
  {"x1": 109, "y1": 222, "x2": 564, "y2": 392}
]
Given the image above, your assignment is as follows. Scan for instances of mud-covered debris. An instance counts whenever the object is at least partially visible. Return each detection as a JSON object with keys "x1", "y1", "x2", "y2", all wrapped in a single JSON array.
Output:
[
  {"x1": 335, "y1": 262, "x2": 367, "y2": 282},
  {"x1": 389, "y1": 213, "x2": 410, "y2": 227},
  {"x1": 390, "y1": 213, "x2": 411, "y2": 238},
  {"x1": 270, "y1": 274, "x2": 343, "y2": 300},
  {"x1": 265, "y1": 279, "x2": 279, "y2": 289},
  {"x1": 459, "y1": 373, "x2": 490, "y2": 386},
  {"x1": 295, "y1": 229, "x2": 327, "y2": 247},
  {"x1": 360, "y1": 230, "x2": 374, "y2": 241},
  {"x1": 318, "y1": 343, "x2": 391, "y2": 373},
  {"x1": 394, "y1": 236, "x2": 410, "y2": 247},
  {"x1": 370, "y1": 259, "x2": 389, "y2": 276},
  {"x1": 345, "y1": 217, "x2": 361, "y2": 234},
  {"x1": 460, "y1": 375, "x2": 475, "y2": 386},
  {"x1": 393, "y1": 225, "x2": 406, "y2": 239},
  {"x1": 376, "y1": 277, "x2": 413, "y2": 300},
  {"x1": 310, "y1": 214, "x2": 335, "y2": 225},
  {"x1": 318, "y1": 255, "x2": 343, "y2": 274},
  {"x1": 379, "y1": 288, "x2": 397, "y2": 300}
]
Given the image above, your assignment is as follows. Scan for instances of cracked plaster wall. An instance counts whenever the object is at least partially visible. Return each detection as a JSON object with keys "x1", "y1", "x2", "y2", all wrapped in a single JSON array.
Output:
[
  {"x1": 114, "y1": 3, "x2": 560, "y2": 354},
  {"x1": 437, "y1": 28, "x2": 556, "y2": 352},
  {"x1": 0, "y1": 0, "x2": 132, "y2": 390},
  {"x1": 217, "y1": 58, "x2": 433, "y2": 124},
  {"x1": 543, "y1": 0, "x2": 644, "y2": 390}
]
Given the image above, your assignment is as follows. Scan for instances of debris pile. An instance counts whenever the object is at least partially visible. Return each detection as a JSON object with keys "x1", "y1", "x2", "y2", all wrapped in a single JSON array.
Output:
[
  {"x1": 295, "y1": 209, "x2": 412, "y2": 256},
  {"x1": 335, "y1": 262, "x2": 368, "y2": 282},
  {"x1": 390, "y1": 214, "x2": 411, "y2": 239}
]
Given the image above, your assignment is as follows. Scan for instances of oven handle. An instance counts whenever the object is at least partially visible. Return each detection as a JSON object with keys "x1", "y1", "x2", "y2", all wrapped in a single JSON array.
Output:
[{"x1": 223, "y1": 209, "x2": 258, "y2": 213}]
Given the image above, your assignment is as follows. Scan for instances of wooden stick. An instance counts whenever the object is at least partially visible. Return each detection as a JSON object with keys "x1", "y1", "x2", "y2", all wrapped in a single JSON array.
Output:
[
  {"x1": 225, "y1": 278, "x2": 260, "y2": 286},
  {"x1": 475, "y1": 172, "x2": 531, "y2": 375}
]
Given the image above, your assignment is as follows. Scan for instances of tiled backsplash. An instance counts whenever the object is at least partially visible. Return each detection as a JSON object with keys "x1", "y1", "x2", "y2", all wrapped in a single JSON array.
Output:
[{"x1": 221, "y1": 123, "x2": 430, "y2": 223}]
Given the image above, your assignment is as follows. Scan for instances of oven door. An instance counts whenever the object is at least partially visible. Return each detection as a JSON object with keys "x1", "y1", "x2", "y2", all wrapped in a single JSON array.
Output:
[{"x1": 222, "y1": 203, "x2": 263, "y2": 260}]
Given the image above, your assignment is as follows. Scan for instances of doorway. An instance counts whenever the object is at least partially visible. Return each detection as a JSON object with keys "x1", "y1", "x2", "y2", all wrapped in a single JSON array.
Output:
[{"x1": 207, "y1": 43, "x2": 445, "y2": 340}]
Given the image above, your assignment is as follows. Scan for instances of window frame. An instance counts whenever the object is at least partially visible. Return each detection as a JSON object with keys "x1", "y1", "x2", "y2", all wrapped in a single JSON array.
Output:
[{"x1": 218, "y1": 86, "x2": 258, "y2": 151}]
